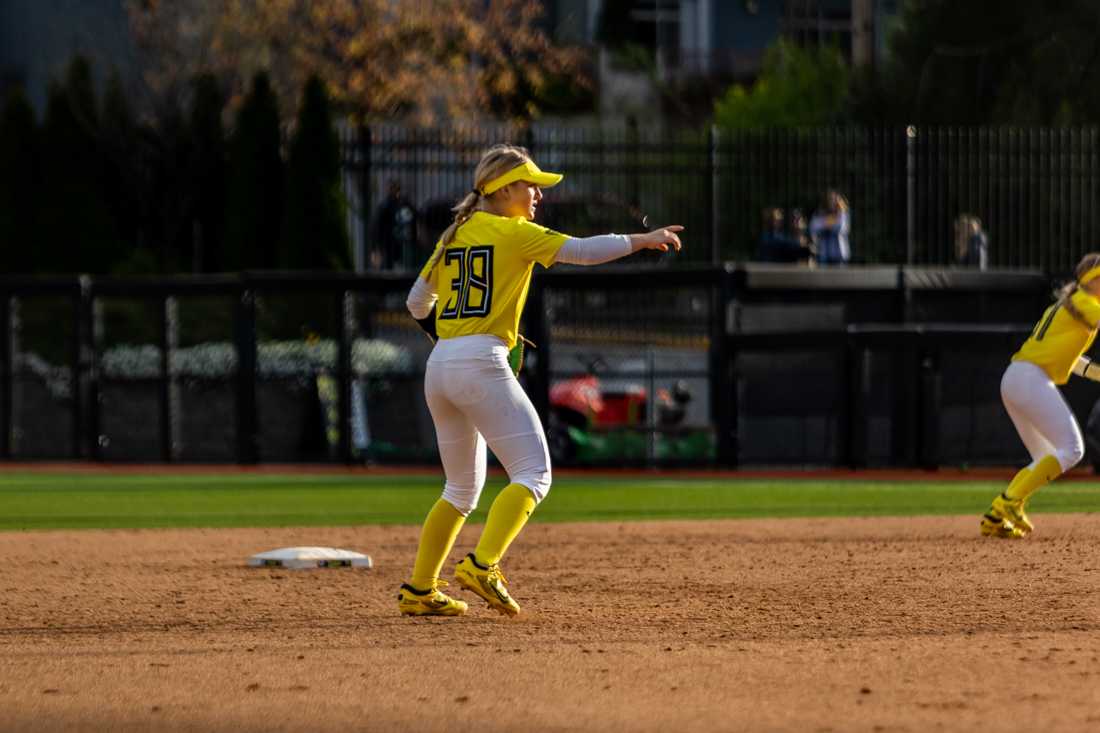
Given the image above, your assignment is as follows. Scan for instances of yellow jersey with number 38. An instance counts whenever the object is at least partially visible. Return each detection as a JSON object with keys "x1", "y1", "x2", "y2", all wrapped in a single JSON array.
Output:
[
  {"x1": 420, "y1": 211, "x2": 569, "y2": 349},
  {"x1": 1012, "y1": 289, "x2": 1100, "y2": 384}
]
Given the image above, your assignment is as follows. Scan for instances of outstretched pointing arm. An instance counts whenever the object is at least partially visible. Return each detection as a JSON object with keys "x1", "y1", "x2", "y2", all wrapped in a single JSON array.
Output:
[{"x1": 554, "y1": 226, "x2": 684, "y2": 266}]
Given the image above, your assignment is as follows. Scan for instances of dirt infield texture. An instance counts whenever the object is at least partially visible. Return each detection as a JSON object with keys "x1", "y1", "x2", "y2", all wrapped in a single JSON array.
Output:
[{"x1": 2, "y1": 515, "x2": 1099, "y2": 732}]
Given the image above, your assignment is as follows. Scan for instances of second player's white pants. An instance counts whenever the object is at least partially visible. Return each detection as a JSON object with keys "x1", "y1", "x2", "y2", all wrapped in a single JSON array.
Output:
[
  {"x1": 424, "y1": 335, "x2": 551, "y2": 516},
  {"x1": 1000, "y1": 360, "x2": 1085, "y2": 472}
]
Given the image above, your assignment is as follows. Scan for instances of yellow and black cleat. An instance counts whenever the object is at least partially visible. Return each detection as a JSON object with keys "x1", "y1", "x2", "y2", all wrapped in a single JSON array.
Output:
[
  {"x1": 397, "y1": 581, "x2": 468, "y2": 617},
  {"x1": 455, "y1": 553, "x2": 520, "y2": 616},
  {"x1": 990, "y1": 493, "x2": 1034, "y2": 534},
  {"x1": 980, "y1": 513, "x2": 1026, "y2": 539}
]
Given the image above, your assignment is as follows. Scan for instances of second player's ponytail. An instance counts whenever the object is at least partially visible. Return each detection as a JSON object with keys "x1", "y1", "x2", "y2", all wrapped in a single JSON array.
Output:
[
  {"x1": 426, "y1": 144, "x2": 534, "y2": 273},
  {"x1": 1057, "y1": 252, "x2": 1100, "y2": 328}
]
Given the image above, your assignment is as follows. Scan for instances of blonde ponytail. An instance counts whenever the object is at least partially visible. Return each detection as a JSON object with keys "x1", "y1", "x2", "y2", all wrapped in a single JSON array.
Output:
[
  {"x1": 425, "y1": 144, "x2": 535, "y2": 274},
  {"x1": 426, "y1": 191, "x2": 481, "y2": 272},
  {"x1": 1057, "y1": 252, "x2": 1100, "y2": 328}
]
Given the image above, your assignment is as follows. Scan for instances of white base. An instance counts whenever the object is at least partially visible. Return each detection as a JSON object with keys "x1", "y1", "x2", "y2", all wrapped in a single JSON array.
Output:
[{"x1": 248, "y1": 546, "x2": 373, "y2": 570}]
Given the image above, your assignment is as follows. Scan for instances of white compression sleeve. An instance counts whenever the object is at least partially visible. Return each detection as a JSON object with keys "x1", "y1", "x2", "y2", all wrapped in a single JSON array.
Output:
[
  {"x1": 554, "y1": 234, "x2": 633, "y2": 266},
  {"x1": 406, "y1": 276, "x2": 437, "y2": 319},
  {"x1": 1073, "y1": 356, "x2": 1100, "y2": 382}
]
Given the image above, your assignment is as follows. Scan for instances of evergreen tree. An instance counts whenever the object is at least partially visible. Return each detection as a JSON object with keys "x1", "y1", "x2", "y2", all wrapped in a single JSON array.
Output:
[
  {"x1": 100, "y1": 72, "x2": 145, "y2": 270},
  {"x1": 224, "y1": 72, "x2": 283, "y2": 271},
  {"x1": 189, "y1": 73, "x2": 226, "y2": 273},
  {"x1": 40, "y1": 56, "x2": 119, "y2": 274},
  {"x1": 282, "y1": 75, "x2": 349, "y2": 271},
  {"x1": 0, "y1": 87, "x2": 40, "y2": 273},
  {"x1": 141, "y1": 97, "x2": 193, "y2": 274}
]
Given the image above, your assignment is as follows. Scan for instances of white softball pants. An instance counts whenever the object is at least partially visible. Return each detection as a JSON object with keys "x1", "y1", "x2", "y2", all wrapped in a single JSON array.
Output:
[
  {"x1": 424, "y1": 335, "x2": 551, "y2": 516},
  {"x1": 1000, "y1": 360, "x2": 1085, "y2": 472}
]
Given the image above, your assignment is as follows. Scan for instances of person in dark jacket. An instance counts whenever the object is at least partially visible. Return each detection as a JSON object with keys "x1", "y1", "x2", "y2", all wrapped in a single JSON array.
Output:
[
  {"x1": 955, "y1": 214, "x2": 989, "y2": 270},
  {"x1": 757, "y1": 207, "x2": 813, "y2": 264},
  {"x1": 372, "y1": 179, "x2": 419, "y2": 270}
]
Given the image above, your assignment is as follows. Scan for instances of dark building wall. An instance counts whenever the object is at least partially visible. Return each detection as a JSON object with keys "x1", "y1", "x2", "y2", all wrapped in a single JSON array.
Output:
[{"x1": 713, "y1": 2, "x2": 783, "y2": 54}]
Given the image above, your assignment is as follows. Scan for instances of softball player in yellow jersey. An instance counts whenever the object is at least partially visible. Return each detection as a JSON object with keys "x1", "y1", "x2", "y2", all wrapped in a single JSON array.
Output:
[
  {"x1": 982, "y1": 252, "x2": 1100, "y2": 538},
  {"x1": 398, "y1": 144, "x2": 683, "y2": 615}
]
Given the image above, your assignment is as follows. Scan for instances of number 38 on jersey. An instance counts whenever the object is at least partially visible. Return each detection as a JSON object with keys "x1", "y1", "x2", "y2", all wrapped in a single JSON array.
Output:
[{"x1": 440, "y1": 245, "x2": 494, "y2": 320}]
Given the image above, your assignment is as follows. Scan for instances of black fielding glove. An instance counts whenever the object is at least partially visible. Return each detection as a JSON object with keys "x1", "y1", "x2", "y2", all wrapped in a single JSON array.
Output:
[{"x1": 415, "y1": 306, "x2": 438, "y2": 343}]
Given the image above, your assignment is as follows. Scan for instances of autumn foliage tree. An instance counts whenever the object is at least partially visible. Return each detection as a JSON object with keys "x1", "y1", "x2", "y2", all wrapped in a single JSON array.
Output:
[{"x1": 126, "y1": 0, "x2": 587, "y2": 124}]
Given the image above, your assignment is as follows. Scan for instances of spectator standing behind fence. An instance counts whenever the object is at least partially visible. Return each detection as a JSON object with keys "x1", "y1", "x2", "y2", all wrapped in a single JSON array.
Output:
[
  {"x1": 809, "y1": 190, "x2": 850, "y2": 265},
  {"x1": 757, "y1": 207, "x2": 814, "y2": 264},
  {"x1": 399, "y1": 144, "x2": 683, "y2": 618},
  {"x1": 955, "y1": 214, "x2": 989, "y2": 270},
  {"x1": 790, "y1": 208, "x2": 812, "y2": 253},
  {"x1": 372, "y1": 180, "x2": 418, "y2": 270},
  {"x1": 981, "y1": 252, "x2": 1100, "y2": 538}
]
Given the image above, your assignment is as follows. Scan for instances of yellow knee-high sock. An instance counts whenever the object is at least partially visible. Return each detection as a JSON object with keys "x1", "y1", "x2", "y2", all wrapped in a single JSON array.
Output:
[
  {"x1": 1004, "y1": 454, "x2": 1062, "y2": 501},
  {"x1": 474, "y1": 483, "x2": 537, "y2": 566},
  {"x1": 409, "y1": 499, "x2": 466, "y2": 590}
]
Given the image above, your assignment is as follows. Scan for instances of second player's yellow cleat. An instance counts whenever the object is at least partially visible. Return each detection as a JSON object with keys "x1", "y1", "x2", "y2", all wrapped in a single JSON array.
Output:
[
  {"x1": 454, "y1": 553, "x2": 520, "y2": 616},
  {"x1": 990, "y1": 493, "x2": 1034, "y2": 534},
  {"x1": 980, "y1": 513, "x2": 1027, "y2": 539},
  {"x1": 397, "y1": 581, "x2": 468, "y2": 617}
]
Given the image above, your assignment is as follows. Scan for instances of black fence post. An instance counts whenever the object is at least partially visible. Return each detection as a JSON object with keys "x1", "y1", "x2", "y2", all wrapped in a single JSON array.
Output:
[
  {"x1": 234, "y1": 283, "x2": 258, "y2": 464},
  {"x1": 906, "y1": 125, "x2": 916, "y2": 265},
  {"x1": 337, "y1": 290, "x2": 354, "y2": 463},
  {"x1": 711, "y1": 266, "x2": 736, "y2": 467},
  {"x1": 842, "y1": 332, "x2": 856, "y2": 468},
  {"x1": 627, "y1": 115, "x2": 640, "y2": 213},
  {"x1": 77, "y1": 276, "x2": 100, "y2": 461},
  {"x1": 889, "y1": 333, "x2": 916, "y2": 467},
  {"x1": 526, "y1": 275, "x2": 550, "y2": 429},
  {"x1": 158, "y1": 295, "x2": 177, "y2": 462},
  {"x1": 0, "y1": 294, "x2": 10, "y2": 459},
  {"x1": 918, "y1": 340, "x2": 942, "y2": 470},
  {"x1": 709, "y1": 124, "x2": 720, "y2": 264},
  {"x1": 359, "y1": 124, "x2": 373, "y2": 273}
]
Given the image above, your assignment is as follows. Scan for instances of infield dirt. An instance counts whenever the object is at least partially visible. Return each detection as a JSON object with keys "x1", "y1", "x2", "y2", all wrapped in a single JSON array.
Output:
[{"x1": 2, "y1": 515, "x2": 1099, "y2": 732}]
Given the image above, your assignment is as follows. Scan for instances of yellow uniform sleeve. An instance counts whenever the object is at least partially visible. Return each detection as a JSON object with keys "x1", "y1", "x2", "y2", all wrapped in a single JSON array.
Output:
[{"x1": 510, "y1": 218, "x2": 570, "y2": 268}]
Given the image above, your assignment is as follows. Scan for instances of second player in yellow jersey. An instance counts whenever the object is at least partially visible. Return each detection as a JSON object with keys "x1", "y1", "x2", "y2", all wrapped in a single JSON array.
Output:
[
  {"x1": 1011, "y1": 287, "x2": 1100, "y2": 384},
  {"x1": 982, "y1": 253, "x2": 1100, "y2": 538}
]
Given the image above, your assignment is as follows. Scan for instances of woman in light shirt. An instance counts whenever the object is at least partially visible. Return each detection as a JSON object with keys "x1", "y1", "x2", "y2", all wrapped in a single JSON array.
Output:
[{"x1": 809, "y1": 189, "x2": 850, "y2": 264}]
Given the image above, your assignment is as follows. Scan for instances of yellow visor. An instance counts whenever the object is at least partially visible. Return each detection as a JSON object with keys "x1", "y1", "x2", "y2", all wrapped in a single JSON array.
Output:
[
  {"x1": 1081, "y1": 266, "x2": 1100, "y2": 286},
  {"x1": 480, "y1": 160, "x2": 563, "y2": 196}
]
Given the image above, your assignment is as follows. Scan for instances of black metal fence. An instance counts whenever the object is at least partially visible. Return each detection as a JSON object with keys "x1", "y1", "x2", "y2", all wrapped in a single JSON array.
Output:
[
  {"x1": 349, "y1": 125, "x2": 1100, "y2": 273},
  {"x1": 0, "y1": 266, "x2": 1076, "y2": 469}
]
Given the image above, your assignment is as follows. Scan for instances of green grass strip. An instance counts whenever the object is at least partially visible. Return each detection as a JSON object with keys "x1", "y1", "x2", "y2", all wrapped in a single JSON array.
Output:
[{"x1": 0, "y1": 473, "x2": 1098, "y2": 530}]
